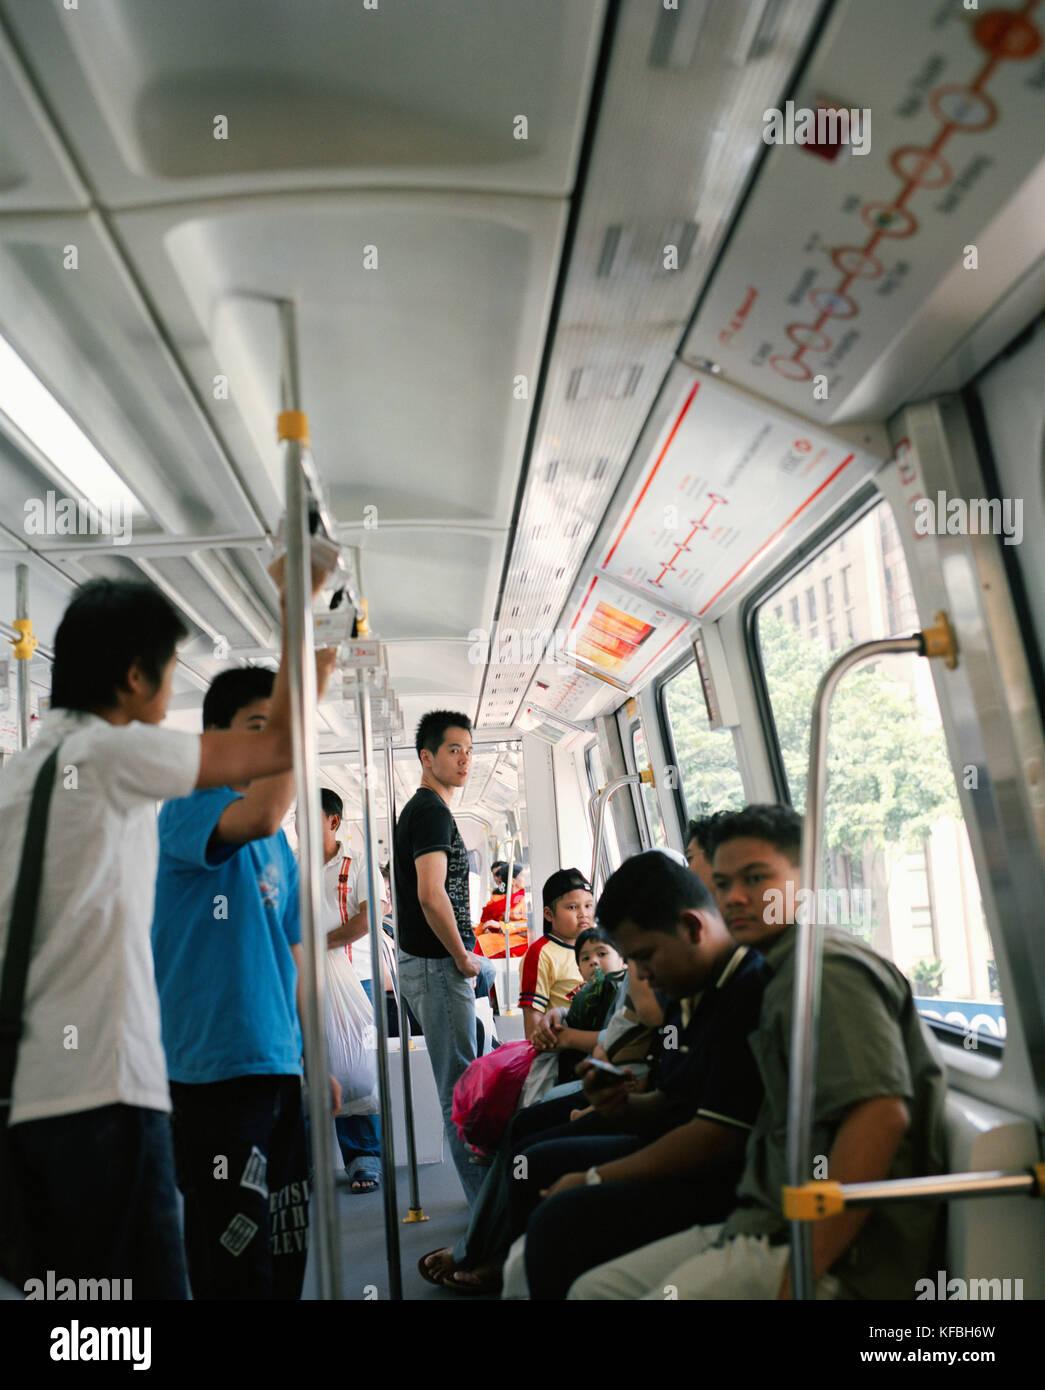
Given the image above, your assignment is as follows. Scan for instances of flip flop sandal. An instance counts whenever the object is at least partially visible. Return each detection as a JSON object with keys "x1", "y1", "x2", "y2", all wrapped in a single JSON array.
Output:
[
  {"x1": 442, "y1": 1267, "x2": 501, "y2": 1297},
  {"x1": 346, "y1": 1157, "x2": 381, "y2": 1194},
  {"x1": 418, "y1": 1249, "x2": 457, "y2": 1287}
]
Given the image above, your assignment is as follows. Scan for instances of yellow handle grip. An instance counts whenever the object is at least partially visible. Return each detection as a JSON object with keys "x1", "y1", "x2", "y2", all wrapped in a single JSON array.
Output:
[
  {"x1": 277, "y1": 409, "x2": 310, "y2": 445},
  {"x1": 10, "y1": 618, "x2": 37, "y2": 660},
  {"x1": 782, "y1": 1181, "x2": 845, "y2": 1221}
]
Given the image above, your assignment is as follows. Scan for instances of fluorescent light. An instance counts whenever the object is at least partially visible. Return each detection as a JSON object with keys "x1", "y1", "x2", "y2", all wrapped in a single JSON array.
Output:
[{"x1": 0, "y1": 333, "x2": 142, "y2": 516}]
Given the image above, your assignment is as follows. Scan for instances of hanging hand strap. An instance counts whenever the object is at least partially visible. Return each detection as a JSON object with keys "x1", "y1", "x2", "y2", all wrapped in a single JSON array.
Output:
[{"x1": 0, "y1": 744, "x2": 62, "y2": 1114}]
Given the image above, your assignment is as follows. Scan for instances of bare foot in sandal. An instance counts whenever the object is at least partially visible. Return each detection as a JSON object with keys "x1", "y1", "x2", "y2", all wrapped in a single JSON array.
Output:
[
  {"x1": 419, "y1": 1248, "x2": 457, "y2": 1284},
  {"x1": 346, "y1": 1158, "x2": 381, "y2": 1194},
  {"x1": 447, "y1": 1263, "x2": 501, "y2": 1294}
]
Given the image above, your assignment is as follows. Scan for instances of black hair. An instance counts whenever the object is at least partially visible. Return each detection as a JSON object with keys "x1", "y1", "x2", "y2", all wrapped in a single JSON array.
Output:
[
  {"x1": 574, "y1": 927, "x2": 616, "y2": 963},
  {"x1": 202, "y1": 667, "x2": 275, "y2": 730},
  {"x1": 321, "y1": 788, "x2": 343, "y2": 821},
  {"x1": 704, "y1": 804, "x2": 803, "y2": 865},
  {"x1": 50, "y1": 578, "x2": 189, "y2": 714},
  {"x1": 542, "y1": 867, "x2": 591, "y2": 912},
  {"x1": 415, "y1": 710, "x2": 472, "y2": 760},
  {"x1": 685, "y1": 813, "x2": 730, "y2": 857},
  {"x1": 596, "y1": 850, "x2": 714, "y2": 936}
]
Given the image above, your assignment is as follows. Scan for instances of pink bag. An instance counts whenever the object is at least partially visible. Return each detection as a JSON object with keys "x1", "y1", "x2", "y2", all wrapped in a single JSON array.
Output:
[{"x1": 452, "y1": 1040, "x2": 537, "y2": 1154}]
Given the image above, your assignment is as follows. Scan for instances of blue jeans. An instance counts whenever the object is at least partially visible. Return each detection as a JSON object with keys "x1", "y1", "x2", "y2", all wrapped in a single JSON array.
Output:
[
  {"x1": 9, "y1": 1103, "x2": 189, "y2": 1299},
  {"x1": 336, "y1": 979, "x2": 382, "y2": 1170},
  {"x1": 398, "y1": 952, "x2": 486, "y2": 1205}
]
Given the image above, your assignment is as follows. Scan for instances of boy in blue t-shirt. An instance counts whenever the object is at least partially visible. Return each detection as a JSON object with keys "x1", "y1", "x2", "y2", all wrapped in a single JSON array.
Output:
[{"x1": 152, "y1": 660, "x2": 334, "y2": 1301}]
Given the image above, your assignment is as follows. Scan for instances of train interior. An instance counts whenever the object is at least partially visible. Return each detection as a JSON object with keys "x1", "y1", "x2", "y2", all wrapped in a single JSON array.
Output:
[{"x1": 0, "y1": 0, "x2": 1043, "y2": 1301}]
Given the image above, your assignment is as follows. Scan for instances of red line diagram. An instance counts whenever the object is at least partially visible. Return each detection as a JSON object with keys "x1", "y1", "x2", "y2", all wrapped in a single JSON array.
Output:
[
  {"x1": 650, "y1": 492, "x2": 728, "y2": 588},
  {"x1": 770, "y1": 4, "x2": 1042, "y2": 383}
]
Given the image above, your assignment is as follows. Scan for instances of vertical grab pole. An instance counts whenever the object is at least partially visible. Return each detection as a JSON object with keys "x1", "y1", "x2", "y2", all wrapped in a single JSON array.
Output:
[
  {"x1": 357, "y1": 669, "x2": 402, "y2": 1297},
  {"x1": 279, "y1": 302, "x2": 341, "y2": 1302},
  {"x1": 14, "y1": 565, "x2": 34, "y2": 748},
  {"x1": 786, "y1": 631, "x2": 931, "y2": 1300},
  {"x1": 383, "y1": 740, "x2": 427, "y2": 1223},
  {"x1": 501, "y1": 845, "x2": 516, "y2": 1013}
]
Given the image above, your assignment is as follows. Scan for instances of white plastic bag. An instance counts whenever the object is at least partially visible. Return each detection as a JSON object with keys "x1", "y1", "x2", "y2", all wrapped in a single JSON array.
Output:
[
  {"x1": 475, "y1": 995, "x2": 498, "y2": 1056},
  {"x1": 517, "y1": 1049, "x2": 559, "y2": 1110},
  {"x1": 325, "y1": 949, "x2": 379, "y2": 1116}
]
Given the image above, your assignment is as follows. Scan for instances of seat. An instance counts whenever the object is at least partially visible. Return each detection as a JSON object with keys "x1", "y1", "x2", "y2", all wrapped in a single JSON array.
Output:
[{"x1": 941, "y1": 1090, "x2": 1045, "y2": 1297}]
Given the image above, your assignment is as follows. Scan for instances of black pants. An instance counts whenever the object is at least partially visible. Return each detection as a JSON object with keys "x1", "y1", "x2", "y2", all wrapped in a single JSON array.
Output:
[
  {"x1": 170, "y1": 1074, "x2": 309, "y2": 1300},
  {"x1": 524, "y1": 1172, "x2": 736, "y2": 1300},
  {"x1": 454, "y1": 1094, "x2": 624, "y2": 1269},
  {"x1": 9, "y1": 1103, "x2": 188, "y2": 1299}
]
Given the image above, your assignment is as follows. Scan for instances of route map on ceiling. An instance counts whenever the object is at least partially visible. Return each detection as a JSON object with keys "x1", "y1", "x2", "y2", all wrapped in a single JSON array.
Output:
[
  {"x1": 598, "y1": 374, "x2": 877, "y2": 617},
  {"x1": 685, "y1": 0, "x2": 1044, "y2": 416},
  {"x1": 568, "y1": 575, "x2": 691, "y2": 688}
]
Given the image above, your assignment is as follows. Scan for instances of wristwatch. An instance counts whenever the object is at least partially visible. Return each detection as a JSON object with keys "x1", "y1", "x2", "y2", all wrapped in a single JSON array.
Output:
[{"x1": 585, "y1": 1165, "x2": 603, "y2": 1186}]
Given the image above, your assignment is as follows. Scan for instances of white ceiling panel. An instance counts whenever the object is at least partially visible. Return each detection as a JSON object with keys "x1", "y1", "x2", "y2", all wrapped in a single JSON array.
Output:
[
  {"x1": 115, "y1": 193, "x2": 567, "y2": 523},
  {"x1": 343, "y1": 527, "x2": 501, "y2": 643},
  {"x1": 0, "y1": 26, "x2": 87, "y2": 211},
  {"x1": 0, "y1": 213, "x2": 269, "y2": 537},
  {"x1": 0, "y1": 0, "x2": 605, "y2": 206},
  {"x1": 473, "y1": 0, "x2": 826, "y2": 727}
]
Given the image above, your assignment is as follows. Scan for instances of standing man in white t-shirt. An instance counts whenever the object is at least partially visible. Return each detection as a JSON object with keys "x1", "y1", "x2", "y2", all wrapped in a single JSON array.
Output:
[{"x1": 0, "y1": 573, "x2": 330, "y2": 1298}]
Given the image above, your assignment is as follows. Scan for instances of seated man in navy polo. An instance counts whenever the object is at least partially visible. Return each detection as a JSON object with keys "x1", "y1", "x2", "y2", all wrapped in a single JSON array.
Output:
[{"x1": 503, "y1": 850, "x2": 768, "y2": 1299}]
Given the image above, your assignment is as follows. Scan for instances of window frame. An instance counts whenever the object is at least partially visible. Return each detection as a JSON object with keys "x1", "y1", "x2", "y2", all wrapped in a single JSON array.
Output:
[
  {"x1": 741, "y1": 480, "x2": 880, "y2": 805},
  {"x1": 653, "y1": 644, "x2": 749, "y2": 831},
  {"x1": 740, "y1": 480, "x2": 1005, "y2": 1055}
]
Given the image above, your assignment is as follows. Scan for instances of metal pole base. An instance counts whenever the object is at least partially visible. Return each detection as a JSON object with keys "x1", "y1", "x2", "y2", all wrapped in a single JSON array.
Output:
[{"x1": 402, "y1": 1209, "x2": 430, "y2": 1224}]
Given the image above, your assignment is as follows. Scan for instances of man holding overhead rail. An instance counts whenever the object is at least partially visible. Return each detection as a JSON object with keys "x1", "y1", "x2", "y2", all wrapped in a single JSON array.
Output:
[
  {"x1": 0, "y1": 570, "x2": 329, "y2": 1299},
  {"x1": 151, "y1": 649, "x2": 338, "y2": 1301},
  {"x1": 394, "y1": 710, "x2": 486, "y2": 1204}
]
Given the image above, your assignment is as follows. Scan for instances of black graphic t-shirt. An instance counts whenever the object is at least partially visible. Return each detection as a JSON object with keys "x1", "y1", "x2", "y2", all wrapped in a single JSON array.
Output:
[{"x1": 394, "y1": 788, "x2": 475, "y2": 959}]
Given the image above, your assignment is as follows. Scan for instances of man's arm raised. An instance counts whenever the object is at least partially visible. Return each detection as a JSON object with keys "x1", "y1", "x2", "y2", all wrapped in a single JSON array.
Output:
[{"x1": 195, "y1": 575, "x2": 335, "y2": 794}]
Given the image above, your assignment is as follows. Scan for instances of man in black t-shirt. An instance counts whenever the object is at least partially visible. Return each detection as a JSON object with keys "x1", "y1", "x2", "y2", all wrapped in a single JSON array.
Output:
[{"x1": 394, "y1": 710, "x2": 485, "y2": 1203}]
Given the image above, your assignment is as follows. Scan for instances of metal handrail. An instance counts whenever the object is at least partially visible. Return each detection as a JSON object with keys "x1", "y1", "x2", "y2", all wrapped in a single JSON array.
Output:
[
  {"x1": 589, "y1": 773, "x2": 643, "y2": 895},
  {"x1": 281, "y1": 357, "x2": 341, "y2": 1300},
  {"x1": 356, "y1": 671, "x2": 402, "y2": 1296},
  {"x1": 382, "y1": 740, "x2": 428, "y2": 1225},
  {"x1": 500, "y1": 827, "x2": 523, "y2": 1013},
  {"x1": 783, "y1": 1164, "x2": 1045, "y2": 1223},
  {"x1": 787, "y1": 616, "x2": 958, "y2": 1300},
  {"x1": 14, "y1": 565, "x2": 32, "y2": 748},
  {"x1": 839, "y1": 1167, "x2": 1044, "y2": 1206}
]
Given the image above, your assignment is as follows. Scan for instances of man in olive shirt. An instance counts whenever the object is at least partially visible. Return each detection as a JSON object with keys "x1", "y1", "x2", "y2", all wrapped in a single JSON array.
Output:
[
  {"x1": 394, "y1": 710, "x2": 485, "y2": 1203},
  {"x1": 571, "y1": 804, "x2": 946, "y2": 1300}
]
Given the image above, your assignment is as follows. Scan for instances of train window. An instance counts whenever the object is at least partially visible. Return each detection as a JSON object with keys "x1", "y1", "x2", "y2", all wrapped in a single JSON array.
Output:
[
  {"x1": 631, "y1": 724, "x2": 666, "y2": 849},
  {"x1": 661, "y1": 662, "x2": 745, "y2": 821},
  {"x1": 755, "y1": 500, "x2": 1004, "y2": 1047}
]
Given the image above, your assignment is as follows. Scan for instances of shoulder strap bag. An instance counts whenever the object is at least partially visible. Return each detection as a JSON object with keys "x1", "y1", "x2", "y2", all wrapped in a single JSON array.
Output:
[{"x1": 0, "y1": 743, "x2": 62, "y2": 1285}]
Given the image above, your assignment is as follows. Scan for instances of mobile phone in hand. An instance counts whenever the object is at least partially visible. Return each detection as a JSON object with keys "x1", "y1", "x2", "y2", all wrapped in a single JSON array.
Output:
[{"x1": 584, "y1": 1057, "x2": 630, "y2": 1088}]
